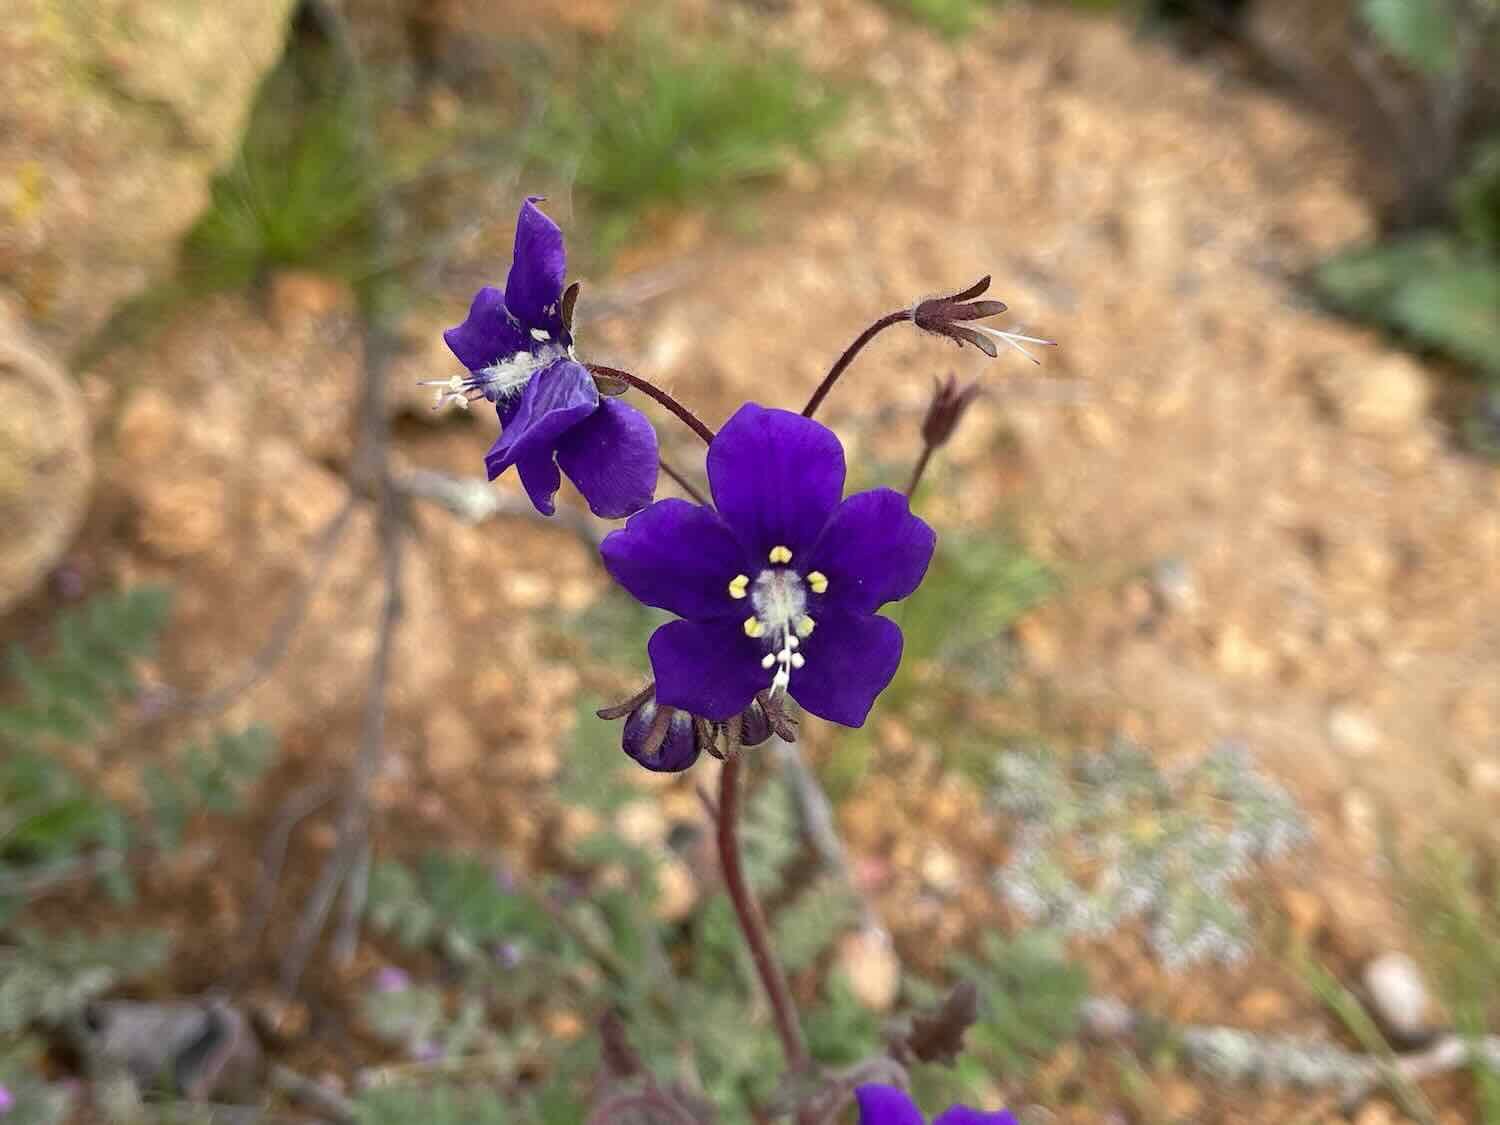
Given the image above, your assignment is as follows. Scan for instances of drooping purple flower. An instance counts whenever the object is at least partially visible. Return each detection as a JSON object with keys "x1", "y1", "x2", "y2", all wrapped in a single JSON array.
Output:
[
  {"x1": 601, "y1": 404, "x2": 936, "y2": 728},
  {"x1": 434, "y1": 197, "x2": 658, "y2": 518},
  {"x1": 621, "y1": 693, "x2": 703, "y2": 773},
  {"x1": 855, "y1": 1085, "x2": 1017, "y2": 1125}
]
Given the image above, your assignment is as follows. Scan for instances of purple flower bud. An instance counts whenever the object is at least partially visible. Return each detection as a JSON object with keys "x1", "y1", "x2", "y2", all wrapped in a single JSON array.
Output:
[
  {"x1": 622, "y1": 697, "x2": 701, "y2": 773},
  {"x1": 0, "y1": 1085, "x2": 14, "y2": 1116}
]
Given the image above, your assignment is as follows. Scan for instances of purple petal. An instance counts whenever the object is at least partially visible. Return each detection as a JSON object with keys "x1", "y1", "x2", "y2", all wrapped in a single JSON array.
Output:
[
  {"x1": 854, "y1": 1085, "x2": 925, "y2": 1125},
  {"x1": 707, "y1": 404, "x2": 846, "y2": 558},
  {"x1": 504, "y1": 197, "x2": 567, "y2": 336},
  {"x1": 444, "y1": 285, "x2": 528, "y2": 372},
  {"x1": 516, "y1": 450, "x2": 563, "y2": 516},
  {"x1": 649, "y1": 619, "x2": 768, "y2": 722},
  {"x1": 556, "y1": 398, "x2": 660, "y2": 519},
  {"x1": 932, "y1": 1109, "x2": 1019, "y2": 1125},
  {"x1": 808, "y1": 489, "x2": 936, "y2": 615},
  {"x1": 601, "y1": 499, "x2": 751, "y2": 620},
  {"x1": 789, "y1": 610, "x2": 903, "y2": 728},
  {"x1": 484, "y1": 358, "x2": 598, "y2": 480}
]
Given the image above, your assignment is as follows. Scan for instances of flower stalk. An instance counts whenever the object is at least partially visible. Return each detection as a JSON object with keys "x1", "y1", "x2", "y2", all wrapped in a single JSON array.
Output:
[
  {"x1": 587, "y1": 363, "x2": 717, "y2": 446},
  {"x1": 718, "y1": 752, "x2": 810, "y2": 1073}
]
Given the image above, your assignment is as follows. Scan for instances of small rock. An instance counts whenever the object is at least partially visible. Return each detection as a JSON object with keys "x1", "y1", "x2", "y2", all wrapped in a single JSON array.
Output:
[
  {"x1": 1468, "y1": 758, "x2": 1500, "y2": 797},
  {"x1": 837, "y1": 927, "x2": 901, "y2": 1013},
  {"x1": 1317, "y1": 353, "x2": 1431, "y2": 437},
  {"x1": 1214, "y1": 622, "x2": 1275, "y2": 680},
  {"x1": 1280, "y1": 886, "x2": 1326, "y2": 943},
  {"x1": 1237, "y1": 986, "x2": 1290, "y2": 1027},
  {"x1": 1148, "y1": 557, "x2": 1198, "y2": 614},
  {"x1": 1363, "y1": 951, "x2": 1433, "y2": 1042},
  {"x1": 919, "y1": 844, "x2": 962, "y2": 895},
  {"x1": 615, "y1": 799, "x2": 669, "y2": 851},
  {"x1": 1327, "y1": 705, "x2": 1380, "y2": 756},
  {"x1": 1340, "y1": 790, "x2": 1380, "y2": 852},
  {"x1": 1354, "y1": 1099, "x2": 1397, "y2": 1125},
  {"x1": 652, "y1": 856, "x2": 699, "y2": 924}
]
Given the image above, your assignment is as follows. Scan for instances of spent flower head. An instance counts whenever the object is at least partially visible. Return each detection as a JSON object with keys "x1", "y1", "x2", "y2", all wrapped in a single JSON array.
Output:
[
  {"x1": 435, "y1": 197, "x2": 658, "y2": 517},
  {"x1": 914, "y1": 275, "x2": 1055, "y2": 364},
  {"x1": 602, "y1": 404, "x2": 935, "y2": 732},
  {"x1": 855, "y1": 1084, "x2": 1017, "y2": 1125}
]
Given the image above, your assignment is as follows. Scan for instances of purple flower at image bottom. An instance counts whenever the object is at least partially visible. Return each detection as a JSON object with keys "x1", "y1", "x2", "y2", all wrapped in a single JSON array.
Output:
[
  {"x1": 437, "y1": 197, "x2": 658, "y2": 518},
  {"x1": 0, "y1": 1084, "x2": 13, "y2": 1116},
  {"x1": 855, "y1": 1084, "x2": 1017, "y2": 1125},
  {"x1": 601, "y1": 404, "x2": 936, "y2": 728}
]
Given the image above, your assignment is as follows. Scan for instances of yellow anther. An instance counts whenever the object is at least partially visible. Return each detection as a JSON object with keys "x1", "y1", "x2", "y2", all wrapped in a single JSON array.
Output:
[
  {"x1": 744, "y1": 616, "x2": 766, "y2": 638},
  {"x1": 728, "y1": 574, "x2": 750, "y2": 599},
  {"x1": 806, "y1": 571, "x2": 828, "y2": 594},
  {"x1": 768, "y1": 545, "x2": 793, "y2": 564},
  {"x1": 795, "y1": 615, "x2": 816, "y2": 638}
]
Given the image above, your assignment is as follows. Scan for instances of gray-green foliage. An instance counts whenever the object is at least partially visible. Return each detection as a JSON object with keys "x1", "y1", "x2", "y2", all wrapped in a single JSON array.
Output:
[
  {"x1": 1315, "y1": 0, "x2": 1500, "y2": 441},
  {"x1": 994, "y1": 740, "x2": 1307, "y2": 969},
  {"x1": 1316, "y1": 233, "x2": 1500, "y2": 381},
  {"x1": 0, "y1": 930, "x2": 169, "y2": 1035},
  {"x1": 539, "y1": 20, "x2": 844, "y2": 253},
  {"x1": 1362, "y1": 0, "x2": 1463, "y2": 74},
  {"x1": 360, "y1": 707, "x2": 865, "y2": 1119},
  {"x1": 0, "y1": 587, "x2": 170, "y2": 746},
  {"x1": 1, "y1": 588, "x2": 278, "y2": 917}
]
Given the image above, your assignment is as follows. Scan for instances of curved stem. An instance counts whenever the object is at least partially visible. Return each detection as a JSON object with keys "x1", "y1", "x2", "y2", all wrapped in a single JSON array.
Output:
[
  {"x1": 587, "y1": 363, "x2": 716, "y2": 446},
  {"x1": 801, "y1": 310, "x2": 911, "y2": 419},
  {"x1": 718, "y1": 753, "x2": 810, "y2": 1073},
  {"x1": 904, "y1": 444, "x2": 935, "y2": 500}
]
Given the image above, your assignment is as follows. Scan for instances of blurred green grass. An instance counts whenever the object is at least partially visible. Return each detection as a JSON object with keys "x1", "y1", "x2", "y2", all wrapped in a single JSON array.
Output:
[{"x1": 536, "y1": 19, "x2": 845, "y2": 255}]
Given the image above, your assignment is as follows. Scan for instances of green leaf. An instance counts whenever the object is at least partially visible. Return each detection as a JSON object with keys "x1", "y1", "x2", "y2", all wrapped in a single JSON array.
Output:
[
  {"x1": 1317, "y1": 234, "x2": 1500, "y2": 378},
  {"x1": 1362, "y1": 0, "x2": 1459, "y2": 74}
]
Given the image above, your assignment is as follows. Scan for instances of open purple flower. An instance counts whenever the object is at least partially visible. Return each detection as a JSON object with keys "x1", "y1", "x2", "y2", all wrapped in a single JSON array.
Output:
[
  {"x1": 435, "y1": 197, "x2": 658, "y2": 518},
  {"x1": 855, "y1": 1085, "x2": 1017, "y2": 1125},
  {"x1": 601, "y1": 404, "x2": 935, "y2": 728}
]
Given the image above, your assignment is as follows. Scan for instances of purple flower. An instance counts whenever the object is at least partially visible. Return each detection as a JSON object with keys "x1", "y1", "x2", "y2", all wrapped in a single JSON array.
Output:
[
  {"x1": 0, "y1": 1084, "x2": 13, "y2": 1116},
  {"x1": 435, "y1": 197, "x2": 658, "y2": 518},
  {"x1": 601, "y1": 404, "x2": 935, "y2": 728},
  {"x1": 373, "y1": 967, "x2": 410, "y2": 993},
  {"x1": 855, "y1": 1085, "x2": 1017, "y2": 1125}
]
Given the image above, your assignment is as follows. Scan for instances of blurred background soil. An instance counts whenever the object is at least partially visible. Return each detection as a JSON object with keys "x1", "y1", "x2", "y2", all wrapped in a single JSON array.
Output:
[{"x1": 3, "y1": 0, "x2": 1500, "y2": 1121}]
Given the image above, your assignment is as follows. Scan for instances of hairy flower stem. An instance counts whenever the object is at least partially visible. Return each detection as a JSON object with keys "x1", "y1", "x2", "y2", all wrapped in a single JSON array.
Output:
[
  {"x1": 718, "y1": 753, "x2": 810, "y2": 1073},
  {"x1": 905, "y1": 444, "x2": 935, "y2": 500},
  {"x1": 801, "y1": 310, "x2": 912, "y2": 419},
  {"x1": 586, "y1": 363, "x2": 716, "y2": 446}
]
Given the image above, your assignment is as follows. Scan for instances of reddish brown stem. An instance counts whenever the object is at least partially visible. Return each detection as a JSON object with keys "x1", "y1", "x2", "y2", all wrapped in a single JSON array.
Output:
[
  {"x1": 587, "y1": 363, "x2": 716, "y2": 446},
  {"x1": 718, "y1": 753, "x2": 810, "y2": 1072},
  {"x1": 801, "y1": 310, "x2": 912, "y2": 419}
]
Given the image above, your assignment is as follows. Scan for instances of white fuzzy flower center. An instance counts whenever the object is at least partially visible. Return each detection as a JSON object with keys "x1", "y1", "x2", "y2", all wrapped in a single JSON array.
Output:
[{"x1": 730, "y1": 547, "x2": 827, "y2": 695}]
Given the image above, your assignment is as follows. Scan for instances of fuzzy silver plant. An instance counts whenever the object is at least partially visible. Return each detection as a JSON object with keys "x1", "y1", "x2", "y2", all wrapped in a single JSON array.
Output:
[{"x1": 993, "y1": 739, "x2": 1309, "y2": 970}]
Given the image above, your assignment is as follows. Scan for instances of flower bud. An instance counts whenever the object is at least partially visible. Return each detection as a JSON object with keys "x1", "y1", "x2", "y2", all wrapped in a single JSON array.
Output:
[
  {"x1": 920, "y1": 373, "x2": 983, "y2": 451},
  {"x1": 621, "y1": 696, "x2": 701, "y2": 773}
]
